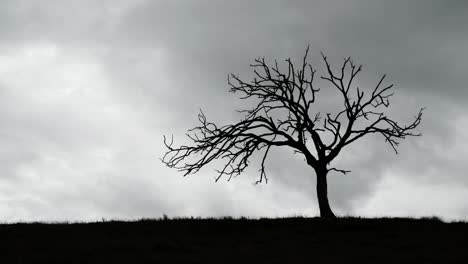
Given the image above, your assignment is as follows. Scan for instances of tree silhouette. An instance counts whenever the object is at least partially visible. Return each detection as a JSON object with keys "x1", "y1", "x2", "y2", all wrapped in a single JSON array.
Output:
[{"x1": 162, "y1": 47, "x2": 423, "y2": 218}]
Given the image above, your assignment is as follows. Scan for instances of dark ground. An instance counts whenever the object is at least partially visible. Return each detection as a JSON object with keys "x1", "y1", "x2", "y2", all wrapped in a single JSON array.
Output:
[{"x1": 0, "y1": 217, "x2": 467, "y2": 263}]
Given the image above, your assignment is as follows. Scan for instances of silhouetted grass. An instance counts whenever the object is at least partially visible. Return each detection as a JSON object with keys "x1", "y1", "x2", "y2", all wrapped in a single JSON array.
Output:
[{"x1": 0, "y1": 216, "x2": 467, "y2": 263}]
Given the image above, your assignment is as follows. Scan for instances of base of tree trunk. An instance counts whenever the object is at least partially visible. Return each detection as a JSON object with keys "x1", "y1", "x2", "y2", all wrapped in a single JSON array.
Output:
[
  {"x1": 316, "y1": 168, "x2": 336, "y2": 218},
  {"x1": 319, "y1": 207, "x2": 336, "y2": 218}
]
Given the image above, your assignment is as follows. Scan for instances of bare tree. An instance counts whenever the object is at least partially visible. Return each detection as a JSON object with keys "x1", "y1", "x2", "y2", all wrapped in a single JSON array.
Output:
[{"x1": 162, "y1": 47, "x2": 423, "y2": 218}]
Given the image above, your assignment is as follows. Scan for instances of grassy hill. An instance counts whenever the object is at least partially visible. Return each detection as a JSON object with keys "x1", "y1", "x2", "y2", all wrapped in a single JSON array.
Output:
[{"x1": 1, "y1": 217, "x2": 467, "y2": 263}]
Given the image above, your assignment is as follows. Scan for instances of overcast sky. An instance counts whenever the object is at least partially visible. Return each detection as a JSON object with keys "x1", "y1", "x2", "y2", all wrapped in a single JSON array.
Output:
[{"x1": 1, "y1": 0, "x2": 467, "y2": 222}]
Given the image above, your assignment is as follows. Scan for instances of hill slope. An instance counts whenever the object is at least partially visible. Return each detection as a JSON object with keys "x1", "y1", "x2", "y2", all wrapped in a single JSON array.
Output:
[{"x1": 1, "y1": 217, "x2": 467, "y2": 263}]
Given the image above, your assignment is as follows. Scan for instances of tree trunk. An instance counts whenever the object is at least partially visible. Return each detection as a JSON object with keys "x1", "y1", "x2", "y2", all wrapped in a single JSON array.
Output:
[{"x1": 315, "y1": 167, "x2": 336, "y2": 218}]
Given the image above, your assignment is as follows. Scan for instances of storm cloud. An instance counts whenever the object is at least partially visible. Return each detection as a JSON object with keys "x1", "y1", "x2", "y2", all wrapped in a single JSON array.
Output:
[{"x1": 1, "y1": 0, "x2": 467, "y2": 222}]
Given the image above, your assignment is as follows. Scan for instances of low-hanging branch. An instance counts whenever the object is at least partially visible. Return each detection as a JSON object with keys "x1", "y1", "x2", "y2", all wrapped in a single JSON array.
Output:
[{"x1": 163, "y1": 111, "x2": 294, "y2": 183}]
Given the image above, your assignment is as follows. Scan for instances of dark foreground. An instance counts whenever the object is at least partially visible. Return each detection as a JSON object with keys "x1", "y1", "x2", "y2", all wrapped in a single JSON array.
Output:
[{"x1": 1, "y1": 217, "x2": 467, "y2": 263}]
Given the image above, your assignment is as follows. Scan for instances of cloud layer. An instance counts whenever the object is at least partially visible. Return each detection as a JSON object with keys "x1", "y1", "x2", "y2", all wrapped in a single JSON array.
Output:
[{"x1": 1, "y1": 0, "x2": 467, "y2": 222}]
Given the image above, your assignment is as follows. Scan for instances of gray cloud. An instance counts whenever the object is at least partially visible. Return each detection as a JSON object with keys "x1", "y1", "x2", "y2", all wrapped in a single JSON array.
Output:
[{"x1": 0, "y1": 0, "x2": 467, "y2": 221}]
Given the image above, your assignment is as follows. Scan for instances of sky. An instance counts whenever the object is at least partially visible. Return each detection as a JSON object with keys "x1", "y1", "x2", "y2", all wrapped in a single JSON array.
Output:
[{"x1": 0, "y1": 0, "x2": 467, "y2": 222}]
